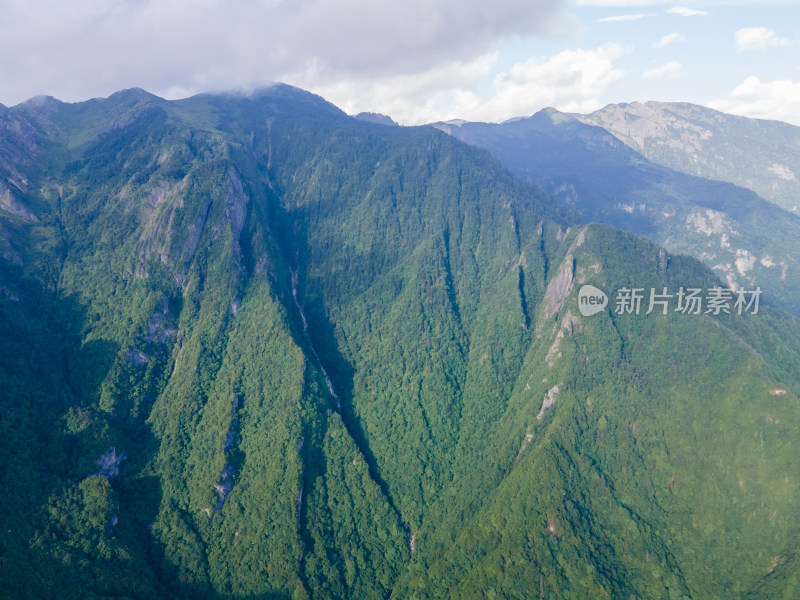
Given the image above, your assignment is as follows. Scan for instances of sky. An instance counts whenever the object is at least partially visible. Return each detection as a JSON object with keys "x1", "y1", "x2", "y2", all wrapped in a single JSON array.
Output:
[{"x1": 1, "y1": 0, "x2": 799, "y2": 125}]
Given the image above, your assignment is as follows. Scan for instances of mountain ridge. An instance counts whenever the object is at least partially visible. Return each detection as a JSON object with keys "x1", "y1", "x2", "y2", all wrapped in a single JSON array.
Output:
[
  {"x1": 432, "y1": 105, "x2": 800, "y2": 316},
  {"x1": 579, "y1": 100, "x2": 800, "y2": 214},
  {"x1": 1, "y1": 86, "x2": 800, "y2": 599}
]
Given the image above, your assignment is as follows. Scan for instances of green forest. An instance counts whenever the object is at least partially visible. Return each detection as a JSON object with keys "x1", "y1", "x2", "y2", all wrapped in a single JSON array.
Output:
[{"x1": 1, "y1": 86, "x2": 799, "y2": 599}]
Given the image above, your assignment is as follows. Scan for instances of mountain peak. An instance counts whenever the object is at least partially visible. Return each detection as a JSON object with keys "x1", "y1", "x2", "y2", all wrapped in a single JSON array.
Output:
[
  {"x1": 106, "y1": 87, "x2": 163, "y2": 104},
  {"x1": 225, "y1": 83, "x2": 347, "y2": 117},
  {"x1": 16, "y1": 94, "x2": 62, "y2": 111},
  {"x1": 532, "y1": 107, "x2": 574, "y2": 125},
  {"x1": 354, "y1": 112, "x2": 397, "y2": 126}
]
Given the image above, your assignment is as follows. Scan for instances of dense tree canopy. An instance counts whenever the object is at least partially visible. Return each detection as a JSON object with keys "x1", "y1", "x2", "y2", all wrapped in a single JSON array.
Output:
[{"x1": 0, "y1": 86, "x2": 799, "y2": 599}]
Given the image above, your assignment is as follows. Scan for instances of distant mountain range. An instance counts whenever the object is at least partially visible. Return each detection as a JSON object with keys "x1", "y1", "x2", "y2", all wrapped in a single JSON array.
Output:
[
  {"x1": 580, "y1": 101, "x2": 800, "y2": 215},
  {"x1": 434, "y1": 103, "x2": 800, "y2": 316},
  {"x1": 1, "y1": 87, "x2": 799, "y2": 599}
]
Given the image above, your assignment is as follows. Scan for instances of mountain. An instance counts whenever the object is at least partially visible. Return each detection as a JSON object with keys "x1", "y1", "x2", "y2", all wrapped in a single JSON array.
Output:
[
  {"x1": 353, "y1": 112, "x2": 398, "y2": 126},
  {"x1": 1, "y1": 86, "x2": 800, "y2": 599},
  {"x1": 579, "y1": 101, "x2": 800, "y2": 215},
  {"x1": 434, "y1": 108, "x2": 800, "y2": 317}
]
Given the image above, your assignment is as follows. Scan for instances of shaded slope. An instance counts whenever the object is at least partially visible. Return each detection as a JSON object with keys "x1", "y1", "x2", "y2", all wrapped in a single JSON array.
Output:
[{"x1": 0, "y1": 87, "x2": 799, "y2": 600}]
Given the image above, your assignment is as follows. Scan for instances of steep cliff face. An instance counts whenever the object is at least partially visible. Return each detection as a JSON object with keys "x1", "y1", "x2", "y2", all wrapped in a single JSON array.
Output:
[{"x1": 1, "y1": 87, "x2": 800, "y2": 599}]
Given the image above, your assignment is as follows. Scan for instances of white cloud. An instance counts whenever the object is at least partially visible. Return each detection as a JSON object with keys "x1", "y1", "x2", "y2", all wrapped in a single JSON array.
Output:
[
  {"x1": 577, "y1": 0, "x2": 665, "y2": 5},
  {"x1": 578, "y1": 0, "x2": 787, "y2": 6},
  {"x1": 487, "y1": 43, "x2": 626, "y2": 116},
  {"x1": 735, "y1": 27, "x2": 790, "y2": 51},
  {"x1": 653, "y1": 32, "x2": 686, "y2": 48},
  {"x1": 576, "y1": 3, "x2": 710, "y2": 15},
  {"x1": 297, "y1": 52, "x2": 500, "y2": 125},
  {"x1": 597, "y1": 13, "x2": 647, "y2": 22},
  {"x1": 314, "y1": 43, "x2": 627, "y2": 124},
  {"x1": 0, "y1": 0, "x2": 567, "y2": 106},
  {"x1": 643, "y1": 61, "x2": 684, "y2": 79},
  {"x1": 709, "y1": 76, "x2": 800, "y2": 126},
  {"x1": 666, "y1": 6, "x2": 709, "y2": 16}
]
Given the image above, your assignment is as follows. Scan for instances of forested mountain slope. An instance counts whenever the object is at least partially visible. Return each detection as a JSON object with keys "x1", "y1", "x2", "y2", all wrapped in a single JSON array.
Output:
[
  {"x1": 1, "y1": 86, "x2": 799, "y2": 599},
  {"x1": 434, "y1": 109, "x2": 800, "y2": 317}
]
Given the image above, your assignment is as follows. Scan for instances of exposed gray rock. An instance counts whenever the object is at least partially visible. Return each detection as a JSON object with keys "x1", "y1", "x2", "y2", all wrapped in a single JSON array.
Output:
[
  {"x1": 213, "y1": 464, "x2": 235, "y2": 512},
  {"x1": 0, "y1": 183, "x2": 38, "y2": 222},
  {"x1": 517, "y1": 432, "x2": 534, "y2": 458},
  {"x1": 134, "y1": 179, "x2": 189, "y2": 269},
  {"x1": 125, "y1": 348, "x2": 148, "y2": 366},
  {"x1": 253, "y1": 253, "x2": 273, "y2": 276},
  {"x1": 225, "y1": 168, "x2": 249, "y2": 239},
  {"x1": 144, "y1": 296, "x2": 168, "y2": 341},
  {"x1": 537, "y1": 385, "x2": 560, "y2": 419},
  {"x1": 158, "y1": 327, "x2": 177, "y2": 344},
  {"x1": 95, "y1": 446, "x2": 127, "y2": 478},
  {"x1": 224, "y1": 419, "x2": 238, "y2": 450},
  {"x1": 544, "y1": 260, "x2": 575, "y2": 319},
  {"x1": 0, "y1": 285, "x2": 19, "y2": 301},
  {"x1": 183, "y1": 200, "x2": 212, "y2": 263},
  {"x1": 143, "y1": 296, "x2": 176, "y2": 344}
]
